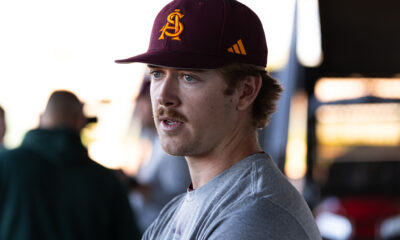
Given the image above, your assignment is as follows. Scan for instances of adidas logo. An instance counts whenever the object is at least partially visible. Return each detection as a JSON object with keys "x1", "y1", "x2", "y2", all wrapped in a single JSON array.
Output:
[{"x1": 227, "y1": 39, "x2": 247, "y2": 55}]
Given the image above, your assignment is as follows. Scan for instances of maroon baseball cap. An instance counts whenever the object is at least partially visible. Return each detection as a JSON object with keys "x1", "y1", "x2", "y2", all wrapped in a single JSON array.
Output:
[{"x1": 115, "y1": 0, "x2": 268, "y2": 69}]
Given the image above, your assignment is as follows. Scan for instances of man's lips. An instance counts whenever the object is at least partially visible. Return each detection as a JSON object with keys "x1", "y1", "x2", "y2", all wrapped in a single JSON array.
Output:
[
  {"x1": 158, "y1": 116, "x2": 184, "y2": 122},
  {"x1": 158, "y1": 117, "x2": 184, "y2": 126},
  {"x1": 155, "y1": 108, "x2": 188, "y2": 131},
  {"x1": 160, "y1": 118, "x2": 184, "y2": 131}
]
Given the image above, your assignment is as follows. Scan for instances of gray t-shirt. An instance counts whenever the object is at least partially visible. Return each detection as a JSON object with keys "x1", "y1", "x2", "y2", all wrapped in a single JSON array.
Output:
[{"x1": 143, "y1": 153, "x2": 321, "y2": 240}]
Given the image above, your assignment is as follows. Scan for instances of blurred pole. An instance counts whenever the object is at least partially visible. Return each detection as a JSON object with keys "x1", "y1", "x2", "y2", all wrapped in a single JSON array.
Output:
[{"x1": 259, "y1": 0, "x2": 301, "y2": 171}]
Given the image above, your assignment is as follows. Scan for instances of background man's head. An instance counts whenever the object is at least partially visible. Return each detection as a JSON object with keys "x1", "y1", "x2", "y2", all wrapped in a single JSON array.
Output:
[
  {"x1": 0, "y1": 106, "x2": 6, "y2": 144},
  {"x1": 40, "y1": 90, "x2": 86, "y2": 132}
]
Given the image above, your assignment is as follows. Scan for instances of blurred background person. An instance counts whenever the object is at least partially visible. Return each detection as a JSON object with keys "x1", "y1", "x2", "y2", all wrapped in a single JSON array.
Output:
[
  {"x1": 0, "y1": 105, "x2": 6, "y2": 151},
  {"x1": 0, "y1": 90, "x2": 141, "y2": 240},
  {"x1": 128, "y1": 76, "x2": 191, "y2": 233}
]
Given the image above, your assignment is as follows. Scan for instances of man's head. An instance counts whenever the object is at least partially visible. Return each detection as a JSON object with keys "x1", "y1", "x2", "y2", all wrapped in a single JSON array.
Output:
[
  {"x1": 0, "y1": 106, "x2": 6, "y2": 144},
  {"x1": 40, "y1": 90, "x2": 87, "y2": 132},
  {"x1": 116, "y1": 0, "x2": 282, "y2": 156}
]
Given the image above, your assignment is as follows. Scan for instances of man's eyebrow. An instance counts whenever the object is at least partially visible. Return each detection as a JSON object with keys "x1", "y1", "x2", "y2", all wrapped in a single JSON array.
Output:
[{"x1": 179, "y1": 69, "x2": 205, "y2": 73}]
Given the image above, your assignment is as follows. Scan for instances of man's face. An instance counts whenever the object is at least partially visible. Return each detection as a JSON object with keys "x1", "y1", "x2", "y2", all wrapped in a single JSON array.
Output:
[{"x1": 149, "y1": 66, "x2": 239, "y2": 157}]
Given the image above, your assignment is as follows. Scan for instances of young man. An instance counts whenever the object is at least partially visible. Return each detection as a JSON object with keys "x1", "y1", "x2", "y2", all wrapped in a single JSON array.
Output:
[
  {"x1": 116, "y1": 0, "x2": 321, "y2": 239},
  {"x1": 0, "y1": 90, "x2": 141, "y2": 240}
]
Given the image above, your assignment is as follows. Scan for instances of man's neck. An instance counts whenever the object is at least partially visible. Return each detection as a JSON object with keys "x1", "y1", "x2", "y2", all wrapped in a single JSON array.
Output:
[{"x1": 186, "y1": 130, "x2": 262, "y2": 189}]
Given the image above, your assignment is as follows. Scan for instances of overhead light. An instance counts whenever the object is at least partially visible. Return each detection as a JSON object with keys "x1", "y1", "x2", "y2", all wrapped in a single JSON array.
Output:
[
  {"x1": 316, "y1": 103, "x2": 400, "y2": 146},
  {"x1": 315, "y1": 78, "x2": 400, "y2": 102}
]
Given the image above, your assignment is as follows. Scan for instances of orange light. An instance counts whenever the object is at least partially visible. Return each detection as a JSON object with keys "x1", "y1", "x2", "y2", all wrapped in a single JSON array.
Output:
[
  {"x1": 285, "y1": 92, "x2": 308, "y2": 179},
  {"x1": 316, "y1": 103, "x2": 400, "y2": 146},
  {"x1": 315, "y1": 78, "x2": 400, "y2": 102}
]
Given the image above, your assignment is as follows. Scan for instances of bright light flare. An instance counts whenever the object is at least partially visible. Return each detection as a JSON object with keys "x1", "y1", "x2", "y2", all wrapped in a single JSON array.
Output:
[
  {"x1": 316, "y1": 212, "x2": 353, "y2": 240},
  {"x1": 380, "y1": 215, "x2": 400, "y2": 239},
  {"x1": 315, "y1": 78, "x2": 367, "y2": 102},
  {"x1": 296, "y1": 0, "x2": 323, "y2": 67},
  {"x1": 316, "y1": 103, "x2": 400, "y2": 146},
  {"x1": 315, "y1": 78, "x2": 400, "y2": 102},
  {"x1": 285, "y1": 92, "x2": 308, "y2": 180}
]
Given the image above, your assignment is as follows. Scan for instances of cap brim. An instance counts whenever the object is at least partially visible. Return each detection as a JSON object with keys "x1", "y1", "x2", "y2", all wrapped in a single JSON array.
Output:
[{"x1": 115, "y1": 50, "x2": 243, "y2": 69}]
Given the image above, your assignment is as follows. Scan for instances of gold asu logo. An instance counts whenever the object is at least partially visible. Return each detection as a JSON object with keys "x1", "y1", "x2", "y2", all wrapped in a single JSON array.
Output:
[{"x1": 159, "y1": 9, "x2": 184, "y2": 41}]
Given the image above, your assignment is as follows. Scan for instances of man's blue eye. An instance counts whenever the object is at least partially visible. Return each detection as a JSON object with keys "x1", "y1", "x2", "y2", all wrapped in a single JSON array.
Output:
[
  {"x1": 184, "y1": 75, "x2": 194, "y2": 82},
  {"x1": 152, "y1": 71, "x2": 161, "y2": 78}
]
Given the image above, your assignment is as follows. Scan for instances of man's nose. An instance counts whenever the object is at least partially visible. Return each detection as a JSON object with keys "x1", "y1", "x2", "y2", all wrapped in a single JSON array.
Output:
[{"x1": 155, "y1": 74, "x2": 180, "y2": 108}]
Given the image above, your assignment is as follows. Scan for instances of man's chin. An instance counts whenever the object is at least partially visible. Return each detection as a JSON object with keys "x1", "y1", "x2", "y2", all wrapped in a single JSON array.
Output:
[
  {"x1": 161, "y1": 146, "x2": 185, "y2": 156},
  {"x1": 160, "y1": 140, "x2": 188, "y2": 156}
]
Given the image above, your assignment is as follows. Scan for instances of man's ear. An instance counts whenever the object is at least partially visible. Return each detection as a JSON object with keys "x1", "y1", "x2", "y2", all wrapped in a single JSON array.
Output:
[{"x1": 236, "y1": 75, "x2": 262, "y2": 111}]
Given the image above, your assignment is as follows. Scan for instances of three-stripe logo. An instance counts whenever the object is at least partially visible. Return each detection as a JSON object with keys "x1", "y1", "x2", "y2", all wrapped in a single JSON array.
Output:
[{"x1": 227, "y1": 39, "x2": 247, "y2": 55}]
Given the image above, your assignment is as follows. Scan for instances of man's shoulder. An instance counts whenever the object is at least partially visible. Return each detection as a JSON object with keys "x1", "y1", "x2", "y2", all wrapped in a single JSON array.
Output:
[
  {"x1": 82, "y1": 160, "x2": 129, "y2": 189},
  {"x1": 231, "y1": 197, "x2": 314, "y2": 224},
  {"x1": 209, "y1": 197, "x2": 321, "y2": 240},
  {"x1": 0, "y1": 147, "x2": 36, "y2": 164},
  {"x1": 205, "y1": 153, "x2": 321, "y2": 239}
]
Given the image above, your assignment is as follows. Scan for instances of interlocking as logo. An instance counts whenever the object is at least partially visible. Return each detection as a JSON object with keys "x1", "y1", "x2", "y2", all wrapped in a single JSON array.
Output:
[{"x1": 159, "y1": 9, "x2": 184, "y2": 41}]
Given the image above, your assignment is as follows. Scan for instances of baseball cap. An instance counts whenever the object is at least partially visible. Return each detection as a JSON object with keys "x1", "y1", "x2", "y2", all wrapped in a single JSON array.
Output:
[{"x1": 115, "y1": 0, "x2": 268, "y2": 69}]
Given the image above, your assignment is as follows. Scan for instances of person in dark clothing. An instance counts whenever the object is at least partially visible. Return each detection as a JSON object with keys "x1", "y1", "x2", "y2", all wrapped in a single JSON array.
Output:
[{"x1": 0, "y1": 90, "x2": 141, "y2": 240}]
